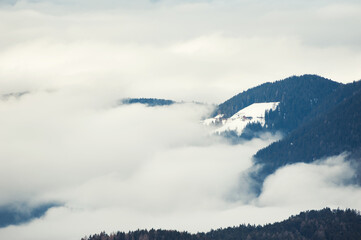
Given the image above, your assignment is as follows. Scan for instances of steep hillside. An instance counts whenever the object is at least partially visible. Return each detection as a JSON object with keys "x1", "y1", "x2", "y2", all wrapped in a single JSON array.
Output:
[
  {"x1": 214, "y1": 75, "x2": 341, "y2": 133},
  {"x1": 204, "y1": 102, "x2": 279, "y2": 136},
  {"x1": 84, "y1": 208, "x2": 361, "y2": 240},
  {"x1": 254, "y1": 80, "x2": 361, "y2": 182}
]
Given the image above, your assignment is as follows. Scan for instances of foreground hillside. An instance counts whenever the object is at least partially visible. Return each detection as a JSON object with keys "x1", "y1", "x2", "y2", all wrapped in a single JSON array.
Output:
[{"x1": 84, "y1": 208, "x2": 361, "y2": 240}]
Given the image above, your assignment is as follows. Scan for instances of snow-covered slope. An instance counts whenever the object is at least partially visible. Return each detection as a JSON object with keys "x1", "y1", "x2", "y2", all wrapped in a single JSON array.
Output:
[
  {"x1": 203, "y1": 114, "x2": 225, "y2": 125},
  {"x1": 204, "y1": 102, "x2": 279, "y2": 135}
]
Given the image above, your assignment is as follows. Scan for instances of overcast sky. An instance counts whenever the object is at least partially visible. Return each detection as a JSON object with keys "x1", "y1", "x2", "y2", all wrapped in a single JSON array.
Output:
[
  {"x1": 0, "y1": 1, "x2": 361, "y2": 240},
  {"x1": 1, "y1": 0, "x2": 361, "y2": 102}
]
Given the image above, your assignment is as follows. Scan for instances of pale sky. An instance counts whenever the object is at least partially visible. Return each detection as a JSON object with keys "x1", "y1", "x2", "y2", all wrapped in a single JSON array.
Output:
[{"x1": 0, "y1": 0, "x2": 361, "y2": 102}]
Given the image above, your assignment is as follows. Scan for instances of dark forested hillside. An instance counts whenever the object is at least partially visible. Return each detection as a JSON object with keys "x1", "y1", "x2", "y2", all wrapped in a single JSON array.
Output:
[
  {"x1": 84, "y1": 208, "x2": 361, "y2": 240},
  {"x1": 214, "y1": 75, "x2": 340, "y2": 133},
  {"x1": 254, "y1": 80, "x2": 361, "y2": 183},
  {"x1": 0, "y1": 203, "x2": 57, "y2": 228},
  {"x1": 302, "y1": 80, "x2": 361, "y2": 123},
  {"x1": 121, "y1": 98, "x2": 175, "y2": 107},
  {"x1": 212, "y1": 76, "x2": 361, "y2": 187}
]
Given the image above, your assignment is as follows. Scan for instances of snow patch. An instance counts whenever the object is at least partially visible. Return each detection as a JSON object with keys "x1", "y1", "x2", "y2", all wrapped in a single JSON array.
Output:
[
  {"x1": 203, "y1": 114, "x2": 224, "y2": 125},
  {"x1": 204, "y1": 102, "x2": 279, "y2": 135}
]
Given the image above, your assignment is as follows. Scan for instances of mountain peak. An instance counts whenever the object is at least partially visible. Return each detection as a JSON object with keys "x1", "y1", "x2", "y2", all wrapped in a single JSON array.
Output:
[{"x1": 213, "y1": 74, "x2": 341, "y2": 133}]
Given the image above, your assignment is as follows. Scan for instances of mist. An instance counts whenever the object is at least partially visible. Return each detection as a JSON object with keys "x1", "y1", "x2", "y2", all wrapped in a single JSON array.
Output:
[
  {"x1": 0, "y1": 90, "x2": 274, "y2": 239},
  {"x1": 0, "y1": 91, "x2": 360, "y2": 239}
]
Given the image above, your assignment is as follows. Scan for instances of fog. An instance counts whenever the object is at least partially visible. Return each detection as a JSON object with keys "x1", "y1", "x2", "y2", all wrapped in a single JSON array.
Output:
[
  {"x1": 0, "y1": 92, "x2": 360, "y2": 240},
  {"x1": 0, "y1": 0, "x2": 361, "y2": 239},
  {"x1": 0, "y1": 91, "x2": 274, "y2": 238}
]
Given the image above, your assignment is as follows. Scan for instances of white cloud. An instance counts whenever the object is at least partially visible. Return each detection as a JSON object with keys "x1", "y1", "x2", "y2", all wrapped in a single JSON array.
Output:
[
  {"x1": 257, "y1": 154, "x2": 361, "y2": 211},
  {"x1": 0, "y1": 90, "x2": 360, "y2": 240},
  {"x1": 1, "y1": 154, "x2": 360, "y2": 240},
  {"x1": 0, "y1": 90, "x2": 278, "y2": 239}
]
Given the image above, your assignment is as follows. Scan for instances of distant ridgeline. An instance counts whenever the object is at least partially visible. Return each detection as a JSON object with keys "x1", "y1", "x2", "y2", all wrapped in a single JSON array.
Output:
[
  {"x1": 208, "y1": 74, "x2": 361, "y2": 186},
  {"x1": 1, "y1": 91, "x2": 29, "y2": 101},
  {"x1": 0, "y1": 202, "x2": 58, "y2": 228},
  {"x1": 121, "y1": 98, "x2": 175, "y2": 107},
  {"x1": 84, "y1": 208, "x2": 361, "y2": 240}
]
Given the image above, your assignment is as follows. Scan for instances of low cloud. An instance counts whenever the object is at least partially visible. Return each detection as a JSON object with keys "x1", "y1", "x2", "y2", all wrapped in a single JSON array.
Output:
[
  {"x1": 0, "y1": 91, "x2": 276, "y2": 239},
  {"x1": 257, "y1": 154, "x2": 361, "y2": 210},
  {"x1": 0, "y1": 91, "x2": 360, "y2": 240}
]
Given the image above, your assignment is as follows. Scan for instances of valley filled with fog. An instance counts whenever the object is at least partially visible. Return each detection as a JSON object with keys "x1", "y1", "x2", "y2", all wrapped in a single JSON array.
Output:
[{"x1": 0, "y1": 92, "x2": 360, "y2": 240}]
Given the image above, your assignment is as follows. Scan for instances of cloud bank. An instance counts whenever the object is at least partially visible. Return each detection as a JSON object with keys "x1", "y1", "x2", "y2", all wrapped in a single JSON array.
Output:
[{"x1": 0, "y1": 91, "x2": 360, "y2": 240}]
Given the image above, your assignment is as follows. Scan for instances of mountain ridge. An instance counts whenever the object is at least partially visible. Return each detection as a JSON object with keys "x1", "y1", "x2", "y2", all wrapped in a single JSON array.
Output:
[
  {"x1": 208, "y1": 74, "x2": 361, "y2": 188},
  {"x1": 214, "y1": 74, "x2": 341, "y2": 133},
  {"x1": 120, "y1": 98, "x2": 175, "y2": 107}
]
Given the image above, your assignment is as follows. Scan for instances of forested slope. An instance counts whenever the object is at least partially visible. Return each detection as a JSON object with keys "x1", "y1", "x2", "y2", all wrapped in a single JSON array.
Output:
[
  {"x1": 254, "y1": 80, "x2": 361, "y2": 182},
  {"x1": 85, "y1": 208, "x2": 361, "y2": 240},
  {"x1": 214, "y1": 75, "x2": 340, "y2": 133}
]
